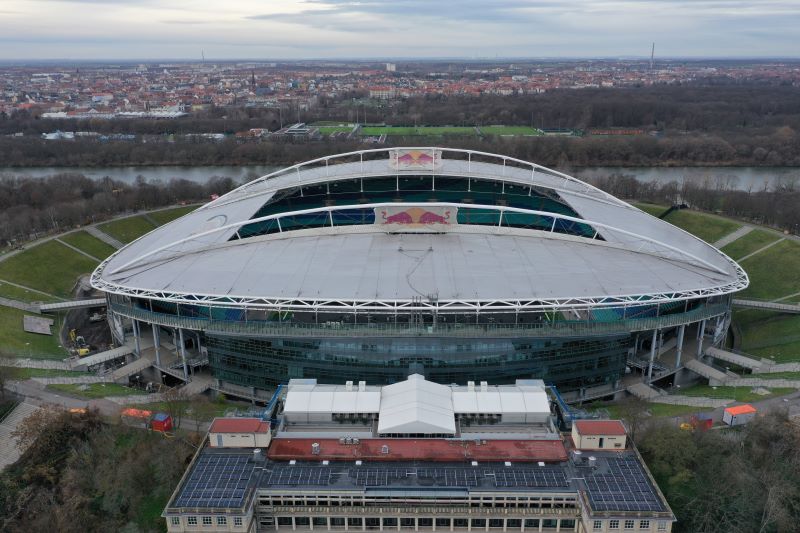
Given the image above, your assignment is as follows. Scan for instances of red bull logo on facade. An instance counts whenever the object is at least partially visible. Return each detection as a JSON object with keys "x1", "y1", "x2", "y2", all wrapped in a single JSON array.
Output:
[
  {"x1": 389, "y1": 148, "x2": 442, "y2": 170},
  {"x1": 376, "y1": 206, "x2": 457, "y2": 231}
]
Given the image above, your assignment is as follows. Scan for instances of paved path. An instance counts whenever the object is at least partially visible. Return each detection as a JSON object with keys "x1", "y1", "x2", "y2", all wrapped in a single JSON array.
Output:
[
  {"x1": 32, "y1": 375, "x2": 107, "y2": 385},
  {"x1": 85, "y1": 226, "x2": 124, "y2": 249},
  {"x1": 705, "y1": 346, "x2": 763, "y2": 370},
  {"x1": 757, "y1": 362, "x2": 800, "y2": 372},
  {"x1": 54, "y1": 238, "x2": 101, "y2": 262},
  {"x1": 713, "y1": 226, "x2": 753, "y2": 248},
  {"x1": 627, "y1": 382, "x2": 662, "y2": 400},
  {"x1": 0, "y1": 402, "x2": 41, "y2": 470},
  {"x1": 725, "y1": 377, "x2": 800, "y2": 388},
  {"x1": 0, "y1": 357, "x2": 71, "y2": 370},
  {"x1": 737, "y1": 237, "x2": 785, "y2": 262},
  {"x1": 650, "y1": 395, "x2": 733, "y2": 408},
  {"x1": 0, "y1": 296, "x2": 39, "y2": 313},
  {"x1": 732, "y1": 298, "x2": 800, "y2": 314}
]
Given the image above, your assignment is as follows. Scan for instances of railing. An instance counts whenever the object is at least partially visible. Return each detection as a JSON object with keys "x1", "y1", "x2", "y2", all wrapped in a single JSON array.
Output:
[{"x1": 109, "y1": 302, "x2": 729, "y2": 339}]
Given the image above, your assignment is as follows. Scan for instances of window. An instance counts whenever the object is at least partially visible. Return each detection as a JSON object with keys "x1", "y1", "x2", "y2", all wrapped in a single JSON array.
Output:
[
  {"x1": 610, "y1": 520, "x2": 620, "y2": 530},
  {"x1": 594, "y1": 521, "x2": 603, "y2": 531},
  {"x1": 640, "y1": 521, "x2": 650, "y2": 529},
  {"x1": 561, "y1": 520, "x2": 576, "y2": 529},
  {"x1": 383, "y1": 518, "x2": 398, "y2": 527},
  {"x1": 436, "y1": 518, "x2": 451, "y2": 528},
  {"x1": 170, "y1": 517, "x2": 180, "y2": 526},
  {"x1": 489, "y1": 519, "x2": 504, "y2": 528},
  {"x1": 217, "y1": 516, "x2": 227, "y2": 526},
  {"x1": 348, "y1": 517, "x2": 363, "y2": 527},
  {"x1": 202, "y1": 516, "x2": 212, "y2": 526},
  {"x1": 524, "y1": 519, "x2": 539, "y2": 528},
  {"x1": 187, "y1": 517, "x2": 198, "y2": 526},
  {"x1": 625, "y1": 520, "x2": 635, "y2": 530},
  {"x1": 471, "y1": 519, "x2": 486, "y2": 529},
  {"x1": 296, "y1": 517, "x2": 310, "y2": 526},
  {"x1": 234, "y1": 517, "x2": 243, "y2": 527},
  {"x1": 278, "y1": 517, "x2": 293, "y2": 526},
  {"x1": 657, "y1": 522, "x2": 667, "y2": 531},
  {"x1": 506, "y1": 519, "x2": 521, "y2": 529},
  {"x1": 314, "y1": 517, "x2": 328, "y2": 527}
]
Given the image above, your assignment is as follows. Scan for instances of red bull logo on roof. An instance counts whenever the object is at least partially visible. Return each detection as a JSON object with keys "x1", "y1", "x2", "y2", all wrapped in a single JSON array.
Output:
[
  {"x1": 376, "y1": 206, "x2": 457, "y2": 231},
  {"x1": 389, "y1": 148, "x2": 442, "y2": 170}
]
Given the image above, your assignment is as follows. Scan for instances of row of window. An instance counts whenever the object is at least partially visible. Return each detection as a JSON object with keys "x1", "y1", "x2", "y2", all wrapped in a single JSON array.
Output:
[
  {"x1": 272, "y1": 516, "x2": 576, "y2": 530},
  {"x1": 173, "y1": 515, "x2": 244, "y2": 527},
  {"x1": 593, "y1": 519, "x2": 667, "y2": 531}
]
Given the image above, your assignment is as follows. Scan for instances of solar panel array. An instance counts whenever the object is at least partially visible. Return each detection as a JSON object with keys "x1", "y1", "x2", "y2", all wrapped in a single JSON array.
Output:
[
  {"x1": 584, "y1": 457, "x2": 665, "y2": 512},
  {"x1": 491, "y1": 468, "x2": 568, "y2": 488},
  {"x1": 351, "y1": 468, "x2": 409, "y2": 486},
  {"x1": 173, "y1": 454, "x2": 256, "y2": 509},
  {"x1": 417, "y1": 467, "x2": 479, "y2": 487},
  {"x1": 266, "y1": 466, "x2": 334, "y2": 486}
]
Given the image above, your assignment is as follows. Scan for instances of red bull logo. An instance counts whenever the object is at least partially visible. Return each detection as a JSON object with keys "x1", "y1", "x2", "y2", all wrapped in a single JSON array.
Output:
[
  {"x1": 389, "y1": 148, "x2": 442, "y2": 170},
  {"x1": 378, "y1": 206, "x2": 454, "y2": 229}
]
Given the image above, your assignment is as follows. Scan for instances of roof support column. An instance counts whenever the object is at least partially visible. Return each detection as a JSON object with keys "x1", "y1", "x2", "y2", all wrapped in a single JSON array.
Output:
[
  {"x1": 697, "y1": 319, "x2": 707, "y2": 358},
  {"x1": 675, "y1": 324, "x2": 685, "y2": 368},
  {"x1": 152, "y1": 323, "x2": 161, "y2": 367},
  {"x1": 647, "y1": 328, "x2": 658, "y2": 383},
  {"x1": 132, "y1": 319, "x2": 141, "y2": 357},
  {"x1": 178, "y1": 327, "x2": 189, "y2": 382}
]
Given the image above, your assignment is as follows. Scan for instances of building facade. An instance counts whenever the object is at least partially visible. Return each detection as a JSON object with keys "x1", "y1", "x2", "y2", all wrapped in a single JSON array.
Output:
[{"x1": 93, "y1": 148, "x2": 747, "y2": 398}]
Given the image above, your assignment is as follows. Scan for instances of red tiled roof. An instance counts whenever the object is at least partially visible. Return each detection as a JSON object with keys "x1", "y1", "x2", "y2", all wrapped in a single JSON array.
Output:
[
  {"x1": 209, "y1": 418, "x2": 270, "y2": 434},
  {"x1": 267, "y1": 438, "x2": 568, "y2": 463},
  {"x1": 574, "y1": 420, "x2": 627, "y2": 436}
]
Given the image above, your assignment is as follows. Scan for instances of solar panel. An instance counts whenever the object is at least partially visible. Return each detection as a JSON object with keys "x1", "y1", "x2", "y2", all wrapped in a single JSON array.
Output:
[
  {"x1": 173, "y1": 454, "x2": 257, "y2": 509},
  {"x1": 266, "y1": 466, "x2": 334, "y2": 486},
  {"x1": 584, "y1": 457, "x2": 665, "y2": 512}
]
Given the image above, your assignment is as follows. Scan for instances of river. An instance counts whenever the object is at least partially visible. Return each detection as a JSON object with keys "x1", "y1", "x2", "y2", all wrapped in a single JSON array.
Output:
[{"x1": 1, "y1": 164, "x2": 798, "y2": 191}]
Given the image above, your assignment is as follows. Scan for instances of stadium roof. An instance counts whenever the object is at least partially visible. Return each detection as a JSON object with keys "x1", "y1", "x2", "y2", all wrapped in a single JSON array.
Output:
[{"x1": 92, "y1": 148, "x2": 747, "y2": 312}]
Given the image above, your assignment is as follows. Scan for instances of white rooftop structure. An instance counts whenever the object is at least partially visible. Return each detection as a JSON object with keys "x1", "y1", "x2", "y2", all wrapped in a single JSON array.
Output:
[
  {"x1": 377, "y1": 375, "x2": 457, "y2": 435},
  {"x1": 282, "y1": 375, "x2": 553, "y2": 435},
  {"x1": 92, "y1": 147, "x2": 747, "y2": 314},
  {"x1": 283, "y1": 379, "x2": 381, "y2": 424},
  {"x1": 452, "y1": 379, "x2": 551, "y2": 424}
]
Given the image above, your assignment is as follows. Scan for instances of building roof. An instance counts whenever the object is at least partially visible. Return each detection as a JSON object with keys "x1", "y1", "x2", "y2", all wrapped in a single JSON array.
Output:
[
  {"x1": 267, "y1": 437, "x2": 568, "y2": 462},
  {"x1": 451, "y1": 380, "x2": 549, "y2": 416},
  {"x1": 574, "y1": 420, "x2": 627, "y2": 436},
  {"x1": 210, "y1": 417, "x2": 270, "y2": 434},
  {"x1": 725, "y1": 404, "x2": 757, "y2": 415},
  {"x1": 93, "y1": 148, "x2": 746, "y2": 313},
  {"x1": 377, "y1": 374, "x2": 456, "y2": 435},
  {"x1": 283, "y1": 380, "x2": 381, "y2": 415}
]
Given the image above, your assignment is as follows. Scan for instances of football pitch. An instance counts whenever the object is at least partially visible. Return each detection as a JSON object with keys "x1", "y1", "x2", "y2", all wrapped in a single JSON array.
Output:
[{"x1": 356, "y1": 125, "x2": 543, "y2": 137}]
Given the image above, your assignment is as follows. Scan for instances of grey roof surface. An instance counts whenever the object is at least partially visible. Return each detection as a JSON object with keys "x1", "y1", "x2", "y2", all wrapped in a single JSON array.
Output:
[
  {"x1": 168, "y1": 446, "x2": 669, "y2": 515},
  {"x1": 95, "y1": 151, "x2": 744, "y2": 306}
]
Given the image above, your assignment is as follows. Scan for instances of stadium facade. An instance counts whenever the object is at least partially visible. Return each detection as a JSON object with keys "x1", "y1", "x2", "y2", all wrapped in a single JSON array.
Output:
[{"x1": 91, "y1": 148, "x2": 748, "y2": 399}]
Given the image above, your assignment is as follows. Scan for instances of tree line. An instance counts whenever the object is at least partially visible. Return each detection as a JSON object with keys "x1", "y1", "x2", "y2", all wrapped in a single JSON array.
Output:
[
  {"x1": 0, "y1": 173, "x2": 238, "y2": 245},
  {"x1": 637, "y1": 409, "x2": 800, "y2": 533}
]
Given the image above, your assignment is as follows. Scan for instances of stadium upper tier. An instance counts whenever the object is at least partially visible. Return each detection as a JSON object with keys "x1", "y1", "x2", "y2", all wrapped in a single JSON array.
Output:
[{"x1": 92, "y1": 148, "x2": 747, "y2": 314}]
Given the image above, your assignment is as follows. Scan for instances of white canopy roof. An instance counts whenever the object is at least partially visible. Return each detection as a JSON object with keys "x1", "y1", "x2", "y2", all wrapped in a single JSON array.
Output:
[
  {"x1": 284, "y1": 379, "x2": 381, "y2": 415},
  {"x1": 377, "y1": 374, "x2": 456, "y2": 435},
  {"x1": 451, "y1": 380, "x2": 550, "y2": 416}
]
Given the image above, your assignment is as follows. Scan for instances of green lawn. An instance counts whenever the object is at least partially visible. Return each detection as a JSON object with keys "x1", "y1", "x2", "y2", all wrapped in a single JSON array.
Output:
[
  {"x1": 0, "y1": 240, "x2": 98, "y2": 298},
  {"x1": 480, "y1": 125, "x2": 543, "y2": 136},
  {"x1": 318, "y1": 126, "x2": 354, "y2": 135},
  {"x1": 752, "y1": 371, "x2": 800, "y2": 380},
  {"x1": 360, "y1": 126, "x2": 477, "y2": 136},
  {"x1": 0, "y1": 281, "x2": 60, "y2": 303},
  {"x1": 738, "y1": 239, "x2": 800, "y2": 300},
  {"x1": 662, "y1": 209, "x2": 742, "y2": 243},
  {"x1": 677, "y1": 384, "x2": 794, "y2": 402},
  {"x1": 99, "y1": 215, "x2": 157, "y2": 243},
  {"x1": 0, "y1": 366, "x2": 85, "y2": 379},
  {"x1": 129, "y1": 399, "x2": 249, "y2": 418},
  {"x1": 147, "y1": 205, "x2": 198, "y2": 226},
  {"x1": 734, "y1": 310, "x2": 800, "y2": 363},
  {"x1": 632, "y1": 202, "x2": 669, "y2": 217},
  {"x1": 59, "y1": 230, "x2": 117, "y2": 260},
  {"x1": 0, "y1": 306, "x2": 66, "y2": 358},
  {"x1": 648, "y1": 404, "x2": 711, "y2": 418},
  {"x1": 47, "y1": 382, "x2": 147, "y2": 399},
  {"x1": 721, "y1": 229, "x2": 782, "y2": 260}
]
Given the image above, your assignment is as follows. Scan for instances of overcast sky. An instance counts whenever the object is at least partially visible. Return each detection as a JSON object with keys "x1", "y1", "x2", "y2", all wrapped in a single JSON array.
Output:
[{"x1": 0, "y1": 0, "x2": 798, "y2": 61}]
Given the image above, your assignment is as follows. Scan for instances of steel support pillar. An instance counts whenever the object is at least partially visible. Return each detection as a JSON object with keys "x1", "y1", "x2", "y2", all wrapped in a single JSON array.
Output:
[
  {"x1": 647, "y1": 329, "x2": 658, "y2": 383},
  {"x1": 152, "y1": 324, "x2": 161, "y2": 367},
  {"x1": 178, "y1": 328, "x2": 189, "y2": 381},
  {"x1": 675, "y1": 324, "x2": 685, "y2": 368},
  {"x1": 132, "y1": 319, "x2": 141, "y2": 356},
  {"x1": 697, "y1": 319, "x2": 707, "y2": 358}
]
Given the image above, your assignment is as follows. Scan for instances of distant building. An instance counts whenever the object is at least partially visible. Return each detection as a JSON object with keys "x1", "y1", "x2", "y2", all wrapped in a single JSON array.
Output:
[
  {"x1": 571, "y1": 420, "x2": 627, "y2": 451},
  {"x1": 386, "y1": 63, "x2": 396, "y2": 72},
  {"x1": 162, "y1": 375, "x2": 675, "y2": 532},
  {"x1": 209, "y1": 418, "x2": 271, "y2": 448}
]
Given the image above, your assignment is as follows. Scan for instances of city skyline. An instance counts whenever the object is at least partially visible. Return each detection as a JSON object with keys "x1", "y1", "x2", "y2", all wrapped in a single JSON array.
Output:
[{"x1": 1, "y1": 0, "x2": 798, "y2": 60}]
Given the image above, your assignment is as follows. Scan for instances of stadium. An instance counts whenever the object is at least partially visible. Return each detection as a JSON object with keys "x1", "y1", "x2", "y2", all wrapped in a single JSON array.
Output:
[{"x1": 91, "y1": 147, "x2": 748, "y2": 400}]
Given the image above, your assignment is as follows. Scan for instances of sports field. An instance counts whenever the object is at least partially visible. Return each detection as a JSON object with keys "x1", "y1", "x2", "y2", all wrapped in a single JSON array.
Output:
[
  {"x1": 479, "y1": 125, "x2": 543, "y2": 136},
  {"x1": 359, "y1": 126, "x2": 477, "y2": 136}
]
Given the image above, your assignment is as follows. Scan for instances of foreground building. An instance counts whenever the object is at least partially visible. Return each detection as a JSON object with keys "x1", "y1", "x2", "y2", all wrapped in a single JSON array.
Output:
[
  {"x1": 92, "y1": 148, "x2": 747, "y2": 398},
  {"x1": 162, "y1": 376, "x2": 674, "y2": 532}
]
